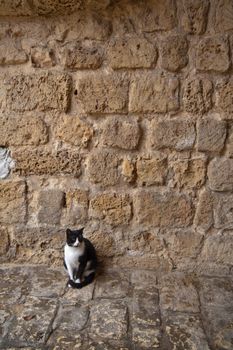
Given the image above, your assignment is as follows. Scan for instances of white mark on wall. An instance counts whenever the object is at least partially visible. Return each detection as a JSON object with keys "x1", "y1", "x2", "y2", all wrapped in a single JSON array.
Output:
[{"x1": 0, "y1": 148, "x2": 15, "y2": 179}]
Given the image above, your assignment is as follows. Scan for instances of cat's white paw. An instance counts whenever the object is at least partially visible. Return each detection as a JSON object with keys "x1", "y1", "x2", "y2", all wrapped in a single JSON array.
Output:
[{"x1": 75, "y1": 278, "x2": 81, "y2": 283}]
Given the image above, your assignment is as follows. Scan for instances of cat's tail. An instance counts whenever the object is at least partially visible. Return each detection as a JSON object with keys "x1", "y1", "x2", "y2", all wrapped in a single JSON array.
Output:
[{"x1": 68, "y1": 272, "x2": 95, "y2": 289}]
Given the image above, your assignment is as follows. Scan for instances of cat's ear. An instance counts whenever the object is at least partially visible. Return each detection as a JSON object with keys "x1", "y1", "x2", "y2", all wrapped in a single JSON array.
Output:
[
  {"x1": 66, "y1": 228, "x2": 72, "y2": 236},
  {"x1": 79, "y1": 227, "x2": 84, "y2": 235}
]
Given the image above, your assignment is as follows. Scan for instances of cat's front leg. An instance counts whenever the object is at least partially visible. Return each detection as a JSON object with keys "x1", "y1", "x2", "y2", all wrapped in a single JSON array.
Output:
[{"x1": 66, "y1": 263, "x2": 75, "y2": 281}]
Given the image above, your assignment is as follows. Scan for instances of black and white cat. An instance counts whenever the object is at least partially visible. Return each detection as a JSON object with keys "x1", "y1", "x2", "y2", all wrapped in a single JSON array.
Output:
[{"x1": 64, "y1": 228, "x2": 97, "y2": 289}]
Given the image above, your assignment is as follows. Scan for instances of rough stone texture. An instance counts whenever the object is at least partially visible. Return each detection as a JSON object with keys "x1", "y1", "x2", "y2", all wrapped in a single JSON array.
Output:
[
  {"x1": 107, "y1": 35, "x2": 157, "y2": 69},
  {"x1": 134, "y1": 190, "x2": 193, "y2": 228},
  {"x1": 13, "y1": 149, "x2": 82, "y2": 177},
  {"x1": 136, "y1": 154, "x2": 167, "y2": 186},
  {"x1": 216, "y1": 79, "x2": 233, "y2": 118},
  {"x1": 101, "y1": 117, "x2": 140, "y2": 150},
  {"x1": 194, "y1": 189, "x2": 214, "y2": 231},
  {"x1": 214, "y1": 194, "x2": 233, "y2": 229},
  {"x1": 65, "y1": 189, "x2": 89, "y2": 226},
  {"x1": 197, "y1": 117, "x2": 227, "y2": 153},
  {"x1": 0, "y1": 227, "x2": 9, "y2": 256},
  {"x1": 31, "y1": 46, "x2": 55, "y2": 68},
  {"x1": 32, "y1": 0, "x2": 82, "y2": 15},
  {"x1": 215, "y1": 0, "x2": 233, "y2": 32},
  {"x1": 201, "y1": 232, "x2": 233, "y2": 266},
  {"x1": 161, "y1": 35, "x2": 188, "y2": 72},
  {"x1": 129, "y1": 74, "x2": 179, "y2": 113},
  {"x1": 0, "y1": 0, "x2": 32, "y2": 16},
  {"x1": 37, "y1": 190, "x2": 65, "y2": 225},
  {"x1": 55, "y1": 115, "x2": 93, "y2": 148},
  {"x1": 208, "y1": 158, "x2": 233, "y2": 191},
  {"x1": 183, "y1": 77, "x2": 213, "y2": 115},
  {"x1": 76, "y1": 74, "x2": 128, "y2": 113},
  {"x1": 196, "y1": 36, "x2": 230, "y2": 72},
  {"x1": 0, "y1": 148, "x2": 15, "y2": 179},
  {"x1": 0, "y1": 114, "x2": 48, "y2": 146},
  {"x1": 170, "y1": 158, "x2": 206, "y2": 189},
  {"x1": 6, "y1": 72, "x2": 71, "y2": 112},
  {"x1": 0, "y1": 180, "x2": 26, "y2": 224},
  {"x1": 0, "y1": 39, "x2": 28, "y2": 65},
  {"x1": 180, "y1": 0, "x2": 210, "y2": 34},
  {"x1": 151, "y1": 119, "x2": 196, "y2": 151}
]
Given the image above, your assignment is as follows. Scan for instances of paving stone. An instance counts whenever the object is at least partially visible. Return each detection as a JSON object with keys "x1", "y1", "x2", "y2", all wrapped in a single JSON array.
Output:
[
  {"x1": 132, "y1": 323, "x2": 161, "y2": 349},
  {"x1": 61, "y1": 282, "x2": 95, "y2": 305},
  {"x1": 0, "y1": 267, "x2": 27, "y2": 305},
  {"x1": 94, "y1": 272, "x2": 130, "y2": 299},
  {"x1": 130, "y1": 270, "x2": 157, "y2": 288},
  {"x1": 53, "y1": 304, "x2": 89, "y2": 332}
]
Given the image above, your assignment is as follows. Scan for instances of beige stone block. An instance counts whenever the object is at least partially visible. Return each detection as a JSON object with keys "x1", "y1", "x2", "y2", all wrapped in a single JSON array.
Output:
[
  {"x1": 0, "y1": 0, "x2": 32, "y2": 16},
  {"x1": 76, "y1": 74, "x2": 128, "y2": 113},
  {"x1": 134, "y1": 190, "x2": 193, "y2": 228},
  {"x1": 183, "y1": 77, "x2": 213, "y2": 115},
  {"x1": 196, "y1": 36, "x2": 230, "y2": 72},
  {"x1": 32, "y1": 0, "x2": 82, "y2": 15},
  {"x1": 214, "y1": 194, "x2": 233, "y2": 229},
  {"x1": 216, "y1": 79, "x2": 233, "y2": 117},
  {"x1": 85, "y1": 230, "x2": 114, "y2": 258},
  {"x1": 180, "y1": 0, "x2": 209, "y2": 34},
  {"x1": 0, "y1": 114, "x2": 48, "y2": 146},
  {"x1": 90, "y1": 193, "x2": 132, "y2": 226},
  {"x1": 0, "y1": 227, "x2": 9, "y2": 255},
  {"x1": 208, "y1": 157, "x2": 233, "y2": 191},
  {"x1": 136, "y1": 155, "x2": 167, "y2": 186},
  {"x1": 171, "y1": 158, "x2": 206, "y2": 189},
  {"x1": 6, "y1": 72, "x2": 71, "y2": 112},
  {"x1": 0, "y1": 39, "x2": 27, "y2": 65},
  {"x1": 65, "y1": 189, "x2": 89, "y2": 226},
  {"x1": 214, "y1": 0, "x2": 233, "y2": 32},
  {"x1": 87, "y1": 150, "x2": 120, "y2": 186},
  {"x1": 107, "y1": 35, "x2": 157, "y2": 69},
  {"x1": 129, "y1": 74, "x2": 179, "y2": 113},
  {"x1": 55, "y1": 115, "x2": 93, "y2": 148},
  {"x1": 197, "y1": 117, "x2": 226, "y2": 152},
  {"x1": 0, "y1": 180, "x2": 26, "y2": 224},
  {"x1": 201, "y1": 232, "x2": 233, "y2": 265},
  {"x1": 13, "y1": 149, "x2": 82, "y2": 177},
  {"x1": 194, "y1": 189, "x2": 214, "y2": 231},
  {"x1": 121, "y1": 158, "x2": 135, "y2": 183},
  {"x1": 161, "y1": 35, "x2": 188, "y2": 72},
  {"x1": 38, "y1": 190, "x2": 65, "y2": 225},
  {"x1": 31, "y1": 46, "x2": 55, "y2": 68},
  {"x1": 101, "y1": 117, "x2": 140, "y2": 150},
  {"x1": 151, "y1": 119, "x2": 195, "y2": 151},
  {"x1": 60, "y1": 42, "x2": 103, "y2": 70}
]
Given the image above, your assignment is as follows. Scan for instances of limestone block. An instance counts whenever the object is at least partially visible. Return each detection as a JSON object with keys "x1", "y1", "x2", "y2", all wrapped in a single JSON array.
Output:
[
  {"x1": 201, "y1": 232, "x2": 233, "y2": 265},
  {"x1": 87, "y1": 150, "x2": 120, "y2": 186},
  {"x1": 134, "y1": 190, "x2": 193, "y2": 228},
  {"x1": 90, "y1": 193, "x2": 132, "y2": 226},
  {"x1": 107, "y1": 35, "x2": 157, "y2": 69},
  {"x1": 6, "y1": 72, "x2": 71, "y2": 112},
  {"x1": 196, "y1": 36, "x2": 230, "y2": 72},
  {"x1": 37, "y1": 190, "x2": 65, "y2": 225},
  {"x1": 31, "y1": 46, "x2": 55, "y2": 68},
  {"x1": 208, "y1": 157, "x2": 233, "y2": 191},
  {"x1": 76, "y1": 74, "x2": 128, "y2": 113},
  {"x1": 183, "y1": 77, "x2": 213, "y2": 115},
  {"x1": 214, "y1": 0, "x2": 233, "y2": 32},
  {"x1": 85, "y1": 230, "x2": 114, "y2": 258},
  {"x1": 13, "y1": 149, "x2": 82, "y2": 177},
  {"x1": 151, "y1": 119, "x2": 195, "y2": 151},
  {"x1": 0, "y1": 39, "x2": 27, "y2": 65},
  {"x1": 0, "y1": 227, "x2": 9, "y2": 255},
  {"x1": 161, "y1": 35, "x2": 188, "y2": 72},
  {"x1": 129, "y1": 74, "x2": 179, "y2": 113},
  {"x1": 0, "y1": 180, "x2": 26, "y2": 224},
  {"x1": 127, "y1": 231, "x2": 164, "y2": 254},
  {"x1": 216, "y1": 79, "x2": 233, "y2": 117},
  {"x1": 60, "y1": 42, "x2": 103, "y2": 70},
  {"x1": 180, "y1": 0, "x2": 209, "y2": 34},
  {"x1": 55, "y1": 115, "x2": 93, "y2": 148},
  {"x1": 214, "y1": 194, "x2": 233, "y2": 229},
  {"x1": 136, "y1": 154, "x2": 167, "y2": 186},
  {"x1": 101, "y1": 117, "x2": 140, "y2": 150},
  {"x1": 32, "y1": 0, "x2": 82, "y2": 15},
  {"x1": 0, "y1": 114, "x2": 48, "y2": 146},
  {"x1": 90, "y1": 300, "x2": 127, "y2": 340},
  {"x1": 226, "y1": 124, "x2": 233, "y2": 157},
  {"x1": 94, "y1": 271, "x2": 130, "y2": 298},
  {"x1": 121, "y1": 158, "x2": 135, "y2": 183},
  {"x1": 65, "y1": 189, "x2": 89, "y2": 226},
  {"x1": 194, "y1": 189, "x2": 214, "y2": 231},
  {"x1": 0, "y1": 0, "x2": 32, "y2": 16},
  {"x1": 171, "y1": 158, "x2": 206, "y2": 189},
  {"x1": 197, "y1": 117, "x2": 226, "y2": 152}
]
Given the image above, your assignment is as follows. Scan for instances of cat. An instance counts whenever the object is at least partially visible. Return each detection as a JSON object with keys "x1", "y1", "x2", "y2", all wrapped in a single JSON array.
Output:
[{"x1": 64, "y1": 227, "x2": 97, "y2": 289}]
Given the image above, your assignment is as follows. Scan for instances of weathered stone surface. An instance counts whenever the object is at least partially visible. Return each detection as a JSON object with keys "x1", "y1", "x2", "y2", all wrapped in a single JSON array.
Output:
[
  {"x1": 0, "y1": 227, "x2": 9, "y2": 256},
  {"x1": 53, "y1": 304, "x2": 89, "y2": 331},
  {"x1": 161, "y1": 35, "x2": 188, "y2": 72},
  {"x1": 31, "y1": 46, "x2": 55, "y2": 68},
  {"x1": 90, "y1": 193, "x2": 132, "y2": 226},
  {"x1": 214, "y1": 194, "x2": 233, "y2": 229},
  {"x1": 216, "y1": 79, "x2": 233, "y2": 117},
  {"x1": 151, "y1": 119, "x2": 195, "y2": 151},
  {"x1": 136, "y1": 154, "x2": 167, "y2": 186},
  {"x1": 37, "y1": 190, "x2": 64, "y2": 225},
  {"x1": 0, "y1": 39, "x2": 27, "y2": 65},
  {"x1": 76, "y1": 74, "x2": 128, "y2": 113},
  {"x1": 134, "y1": 190, "x2": 193, "y2": 228},
  {"x1": 13, "y1": 149, "x2": 82, "y2": 177},
  {"x1": 129, "y1": 74, "x2": 179, "y2": 113},
  {"x1": 194, "y1": 189, "x2": 214, "y2": 231},
  {"x1": 170, "y1": 158, "x2": 206, "y2": 189},
  {"x1": 87, "y1": 150, "x2": 120, "y2": 186},
  {"x1": 215, "y1": 0, "x2": 233, "y2": 32},
  {"x1": 196, "y1": 36, "x2": 230, "y2": 72},
  {"x1": 208, "y1": 157, "x2": 233, "y2": 191},
  {"x1": 32, "y1": 0, "x2": 82, "y2": 15},
  {"x1": 85, "y1": 230, "x2": 114, "y2": 258},
  {"x1": 65, "y1": 189, "x2": 89, "y2": 226},
  {"x1": 6, "y1": 72, "x2": 71, "y2": 112},
  {"x1": 60, "y1": 42, "x2": 103, "y2": 70},
  {"x1": 94, "y1": 271, "x2": 130, "y2": 299},
  {"x1": 107, "y1": 35, "x2": 157, "y2": 69},
  {"x1": 101, "y1": 117, "x2": 140, "y2": 150},
  {"x1": 226, "y1": 124, "x2": 233, "y2": 157},
  {"x1": 121, "y1": 158, "x2": 135, "y2": 183},
  {"x1": 0, "y1": 0, "x2": 32, "y2": 16},
  {"x1": 0, "y1": 180, "x2": 26, "y2": 224},
  {"x1": 55, "y1": 115, "x2": 93, "y2": 148},
  {"x1": 0, "y1": 114, "x2": 48, "y2": 146},
  {"x1": 90, "y1": 300, "x2": 127, "y2": 340},
  {"x1": 131, "y1": 270, "x2": 157, "y2": 288},
  {"x1": 183, "y1": 78, "x2": 213, "y2": 115},
  {"x1": 111, "y1": 253, "x2": 171, "y2": 271},
  {"x1": 0, "y1": 148, "x2": 15, "y2": 179},
  {"x1": 197, "y1": 117, "x2": 227, "y2": 152},
  {"x1": 201, "y1": 232, "x2": 233, "y2": 265},
  {"x1": 180, "y1": 0, "x2": 209, "y2": 34}
]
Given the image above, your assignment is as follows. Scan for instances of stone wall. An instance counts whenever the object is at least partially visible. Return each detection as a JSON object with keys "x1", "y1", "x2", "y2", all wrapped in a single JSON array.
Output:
[{"x1": 0, "y1": 0, "x2": 233, "y2": 274}]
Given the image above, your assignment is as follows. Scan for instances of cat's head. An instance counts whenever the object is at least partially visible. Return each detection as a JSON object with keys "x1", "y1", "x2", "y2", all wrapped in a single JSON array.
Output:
[{"x1": 66, "y1": 228, "x2": 84, "y2": 247}]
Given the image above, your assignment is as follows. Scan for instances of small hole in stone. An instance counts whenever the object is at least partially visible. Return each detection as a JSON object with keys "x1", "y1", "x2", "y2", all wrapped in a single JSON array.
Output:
[{"x1": 74, "y1": 89, "x2": 78, "y2": 95}]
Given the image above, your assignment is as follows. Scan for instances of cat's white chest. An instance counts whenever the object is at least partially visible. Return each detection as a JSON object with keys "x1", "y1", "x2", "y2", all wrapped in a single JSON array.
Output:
[{"x1": 64, "y1": 244, "x2": 84, "y2": 267}]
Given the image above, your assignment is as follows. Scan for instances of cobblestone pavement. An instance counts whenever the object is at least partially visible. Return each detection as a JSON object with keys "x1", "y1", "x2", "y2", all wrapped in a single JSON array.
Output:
[{"x1": 0, "y1": 265, "x2": 233, "y2": 349}]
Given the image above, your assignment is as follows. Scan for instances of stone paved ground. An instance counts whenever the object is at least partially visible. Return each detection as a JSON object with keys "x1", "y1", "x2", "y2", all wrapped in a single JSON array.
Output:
[{"x1": 0, "y1": 265, "x2": 233, "y2": 350}]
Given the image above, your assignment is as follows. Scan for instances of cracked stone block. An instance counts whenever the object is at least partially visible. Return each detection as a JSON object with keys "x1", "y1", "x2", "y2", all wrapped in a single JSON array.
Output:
[
  {"x1": 37, "y1": 190, "x2": 65, "y2": 225},
  {"x1": 0, "y1": 148, "x2": 14, "y2": 179},
  {"x1": 52, "y1": 304, "x2": 89, "y2": 332},
  {"x1": 94, "y1": 271, "x2": 130, "y2": 299},
  {"x1": 90, "y1": 300, "x2": 128, "y2": 340},
  {"x1": 129, "y1": 74, "x2": 179, "y2": 113},
  {"x1": 180, "y1": 0, "x2": 209, "y2": 34},
  {"x1": 197, "y1": 117, "x2": 227, "y2": 153},
  {"x1": 208, "y1": 157, "x2": 233, "y2": 191},
  {"x1": 161, "y1": 35, "x2": 188, "y2": 72}
]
